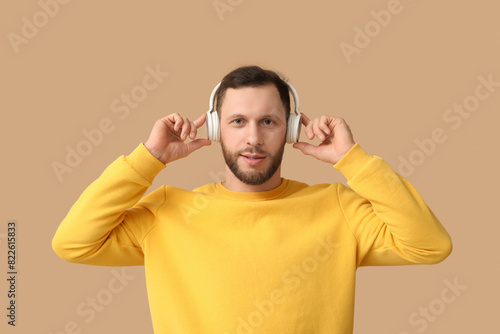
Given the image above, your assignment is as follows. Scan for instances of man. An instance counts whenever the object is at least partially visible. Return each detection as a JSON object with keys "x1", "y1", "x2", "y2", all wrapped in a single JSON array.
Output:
[{"x1": 52, "y1": 65, "x2": 452, "y2": 334}]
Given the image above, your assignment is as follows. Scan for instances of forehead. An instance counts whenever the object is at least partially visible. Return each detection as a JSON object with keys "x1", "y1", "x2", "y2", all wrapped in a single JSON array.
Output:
[{"x1": 220, "y1": 84, "x2": 285, "y2": 119}]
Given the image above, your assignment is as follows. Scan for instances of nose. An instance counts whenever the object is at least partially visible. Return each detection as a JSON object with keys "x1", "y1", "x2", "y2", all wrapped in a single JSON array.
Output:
[{"x1": 245, "y1": 121, "x2": 263, "y2": 146}]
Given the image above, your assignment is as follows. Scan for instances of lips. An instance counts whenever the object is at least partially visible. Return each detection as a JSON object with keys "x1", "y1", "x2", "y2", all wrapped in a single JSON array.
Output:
[
  {"x1": 241, "y1": 154, "x2": 265, "y2": 166},
  {"x1": 242, "y1": 154, "x2": 264, "y2": 159}
]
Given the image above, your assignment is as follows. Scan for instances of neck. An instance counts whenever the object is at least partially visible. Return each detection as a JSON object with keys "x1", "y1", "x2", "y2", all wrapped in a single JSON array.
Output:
[{"x1": 222, "y1": 166, "x2": 283, "y2": 192}]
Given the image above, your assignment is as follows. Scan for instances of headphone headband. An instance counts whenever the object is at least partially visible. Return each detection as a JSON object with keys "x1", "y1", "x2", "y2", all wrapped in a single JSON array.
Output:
[{"x1": 207, "y1": 79, "x2": 300, "y2": 115}]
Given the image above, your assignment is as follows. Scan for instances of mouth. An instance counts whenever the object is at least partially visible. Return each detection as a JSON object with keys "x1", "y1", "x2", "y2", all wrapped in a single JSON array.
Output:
[{"x1": 240, "y1": 154, "x2": 266, "y2": 166}]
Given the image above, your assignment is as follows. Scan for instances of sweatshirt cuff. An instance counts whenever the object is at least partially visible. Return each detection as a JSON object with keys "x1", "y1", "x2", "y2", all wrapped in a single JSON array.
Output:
[
  {"x1": 125, "y1": 143, "x2": 166, "y2": 183},
  {"x1": 333, "y1": 143, "x2": 373, "y2": 181}
]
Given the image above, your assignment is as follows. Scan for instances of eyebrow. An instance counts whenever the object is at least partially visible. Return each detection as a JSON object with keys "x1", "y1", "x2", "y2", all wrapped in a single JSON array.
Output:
[
  {"x1": 225, "y1": 113, "x2": 281, "y2": 120},
  {"x1": 225, "y1": 113, "x2": 246, "y2": 120}
]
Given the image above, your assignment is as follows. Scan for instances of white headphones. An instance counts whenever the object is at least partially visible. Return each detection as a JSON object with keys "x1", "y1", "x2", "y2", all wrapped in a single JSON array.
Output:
[{"x1": 205, "y1": 80, "x2": 302, "y2": 143}]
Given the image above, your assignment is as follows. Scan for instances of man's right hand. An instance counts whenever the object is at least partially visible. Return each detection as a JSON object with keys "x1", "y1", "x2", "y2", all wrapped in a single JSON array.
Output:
[{"x1": 144, "y1": 113, "x2": 211, "y2": 164}]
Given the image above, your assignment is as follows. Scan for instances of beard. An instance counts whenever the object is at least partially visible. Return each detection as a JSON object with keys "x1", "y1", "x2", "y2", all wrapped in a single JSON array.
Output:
[{"x1": 220, "y1": 138, "x2": 286, "y2": 186}]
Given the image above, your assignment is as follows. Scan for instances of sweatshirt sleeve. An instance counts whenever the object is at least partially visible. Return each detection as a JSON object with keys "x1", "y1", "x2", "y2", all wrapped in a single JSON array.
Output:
[
  {"x1": 52, "y1": 143, "x2": 167, "y2": 266},
  {"x1": 333, "y1": 144, "x2": 452, "y2": 267}
]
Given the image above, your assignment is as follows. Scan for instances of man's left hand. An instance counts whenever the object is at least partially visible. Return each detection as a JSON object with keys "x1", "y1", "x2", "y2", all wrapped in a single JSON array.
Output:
[{"x1": 293, "y1": 113, "x2": 356, "y2": 165}]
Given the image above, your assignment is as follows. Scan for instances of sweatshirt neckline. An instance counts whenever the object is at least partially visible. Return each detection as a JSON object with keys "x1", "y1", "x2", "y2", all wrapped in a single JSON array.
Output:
[{"x1": 214, "y1": 178, "x2": 289, "y2": 201}]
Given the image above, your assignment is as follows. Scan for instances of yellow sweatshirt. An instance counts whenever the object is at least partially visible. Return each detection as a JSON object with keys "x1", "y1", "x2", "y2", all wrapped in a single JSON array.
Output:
[{"x1": 52, "y1": 143, "x2": 452, "y2": 334}]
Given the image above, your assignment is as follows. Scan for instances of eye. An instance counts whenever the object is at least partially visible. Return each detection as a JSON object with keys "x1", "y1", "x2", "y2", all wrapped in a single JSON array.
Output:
[
  {"x1": 262, "y1": 119, "x2": 274, "y2": 126},
  {"x1": 231, "y1": 119, "x2": 243, "y2": 125}
]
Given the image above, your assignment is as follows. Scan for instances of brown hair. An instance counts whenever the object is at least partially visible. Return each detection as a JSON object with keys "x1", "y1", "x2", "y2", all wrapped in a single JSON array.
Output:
[{"x1": 215, "y1": 65, "x2": 291, "y2": 120}]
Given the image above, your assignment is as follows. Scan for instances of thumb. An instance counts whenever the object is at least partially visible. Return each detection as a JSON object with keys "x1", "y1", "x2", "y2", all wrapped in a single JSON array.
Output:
[
  {"x1": 186, "y1": 138, "x2": 211, "y2": 154},
  {"x1": 292, "y1": 142, "x2": 317, "y2": 157}
]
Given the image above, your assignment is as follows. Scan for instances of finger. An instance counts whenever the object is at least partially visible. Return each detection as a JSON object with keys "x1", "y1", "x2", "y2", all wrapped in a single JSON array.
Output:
[
  {"x1": 312, "y1": 118, "x2": 326, "y2": 142},
  {"x1": 180, "y1": 117, "x2": 191, "y2": 140},
  {"x1": 193, "y1": 113, "x2": 207, "y2": 128},
  {"x1": 292, "y1": 142, "x2": 317, "y2": 157},
  {"x1": 313, "y1": 117, "x2": 331, "y2": 142},
  {"x1": 170, "y1": 113, "x2": 184, "y2": 132},
  {"x1": 319, "y1": 115, "x2": 331, "y2": 135},
  {"x1": 305, "y1": 123, "x2": 314, "y2": 140},
  {"x1": 186, "y1": 138, "x2": 211, "y2": 153},
  {"x1": 189, "y1": 120, "x2": 197, "y2": 139},
  {"x1": 304, "y1": 121, "x2": 315, "y2": 140},
  {"x1": 300, "y1": 113, "x2": 313, "y2": 139},
  {"x1": 300, "y1": 113, "x2": 311, "y2": 126}
]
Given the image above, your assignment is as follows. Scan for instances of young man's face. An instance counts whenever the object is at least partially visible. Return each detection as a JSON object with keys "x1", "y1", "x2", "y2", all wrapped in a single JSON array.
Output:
[{"x1": 219, "y1": 84, "x2": 288, "y2": 186}]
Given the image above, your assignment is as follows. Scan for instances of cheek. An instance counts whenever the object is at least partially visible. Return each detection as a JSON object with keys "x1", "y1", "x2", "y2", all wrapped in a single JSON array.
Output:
[
  {"x1": 220, "y1": 127, "x2": 243, "y2": 148},
  {"x1": 268, "y1": 126, "x2": 287, "y2": 141},
  {"x1": 220, "y1": 126, "x2": 234, "y2": 141}
]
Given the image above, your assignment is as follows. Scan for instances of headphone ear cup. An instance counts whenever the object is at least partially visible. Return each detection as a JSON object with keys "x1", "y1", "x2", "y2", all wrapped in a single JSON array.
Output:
[
  {"x1": 286, "y1": 113, "x2": 302, "y2": 143},
  {"x1": 206, "y1": 111, "x2": 221, "y2": 142},
  {"x1": 213, "y1": 111, "x2": 220, "y2": 142},
  {"x1": 206, "y1": 111, "x2": 214, "y2": 141}
]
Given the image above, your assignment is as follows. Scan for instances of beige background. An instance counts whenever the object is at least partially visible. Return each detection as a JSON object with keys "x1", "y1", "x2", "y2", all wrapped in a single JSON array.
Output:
[{"x1": 1, "y1": 0, "x2": 499, "y2": 333}]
